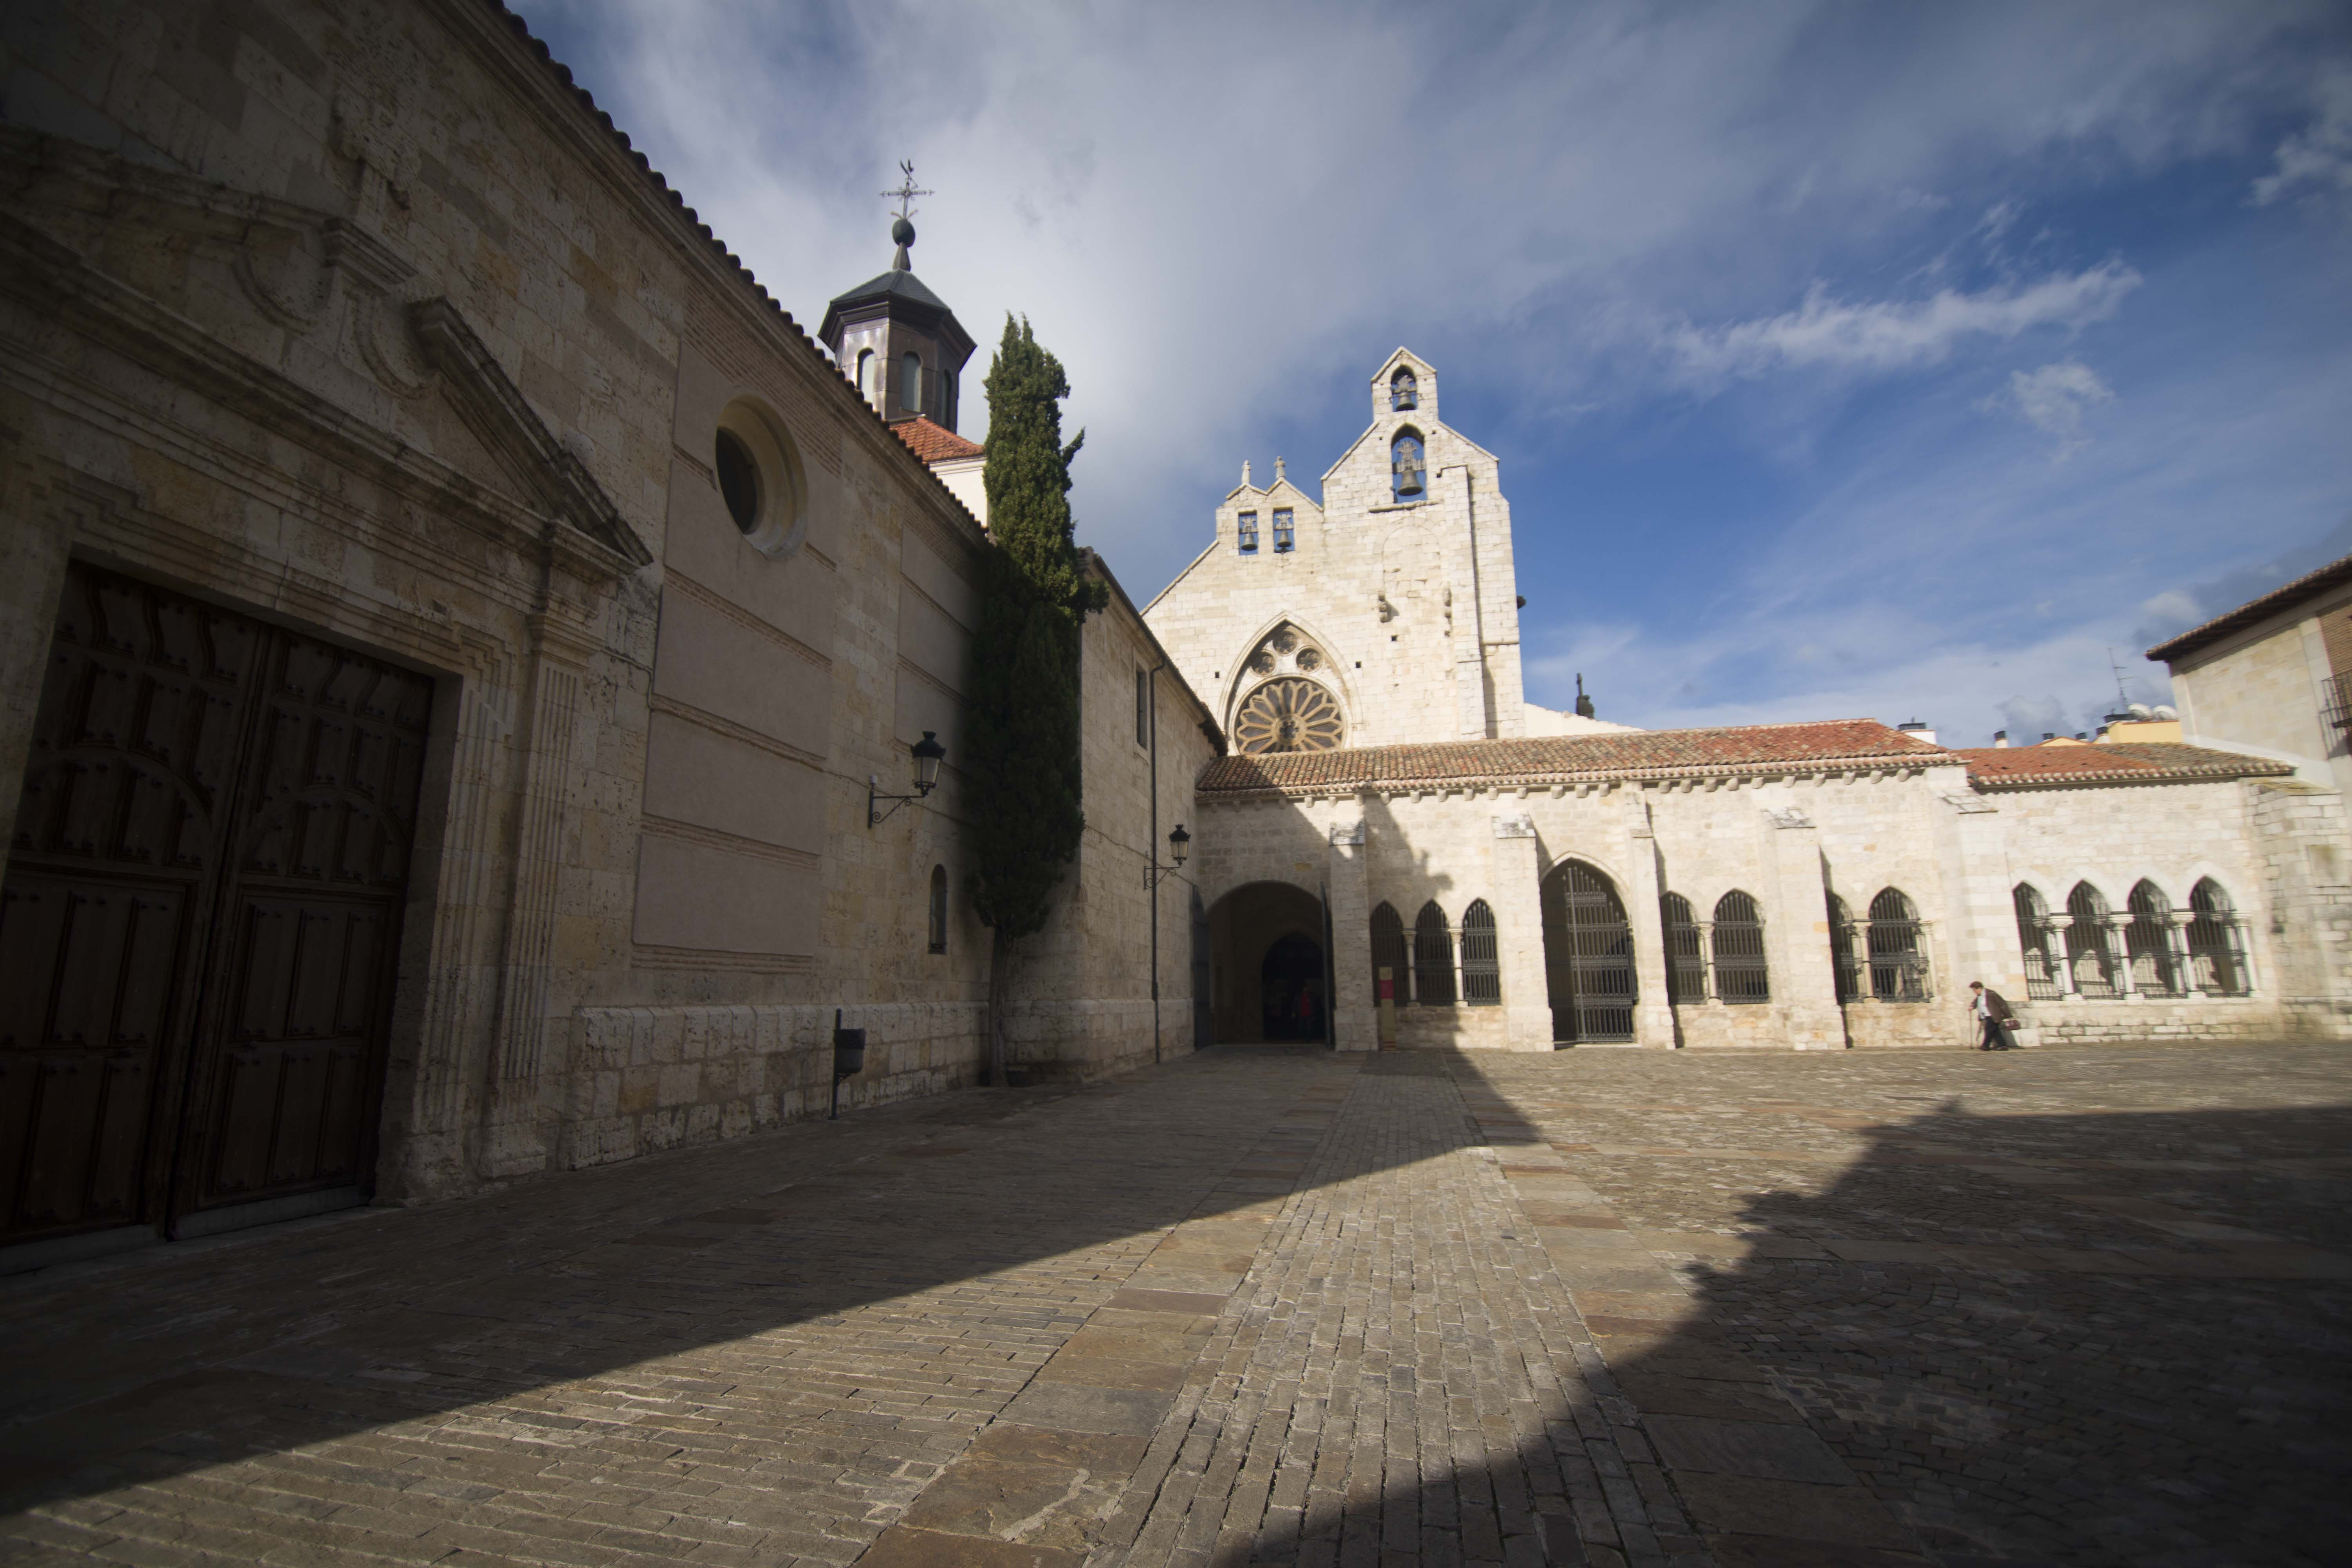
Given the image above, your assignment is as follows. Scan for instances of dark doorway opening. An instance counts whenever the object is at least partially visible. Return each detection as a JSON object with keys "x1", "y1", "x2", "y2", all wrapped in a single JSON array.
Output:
[
  {"x1": 1541, "y1": 859, "x2": 1637, "y2": 1044},
  {"x1": 1260, "y1": 933, "x2": 1327, "y2": 1041},
  {"x1": 0, "y1": 563, "x2": 432, "y2": 1260},
  {"x1": 1204, "y1": 882, "x2": 1330, "y2": 1045}
]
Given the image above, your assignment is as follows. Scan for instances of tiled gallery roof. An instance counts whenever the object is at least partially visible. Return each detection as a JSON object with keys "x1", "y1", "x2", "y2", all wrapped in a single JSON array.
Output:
[
  {"x1": 1949, "y1": 743, "x2": 2295, "y2": 789},
  {"x1": 1197, "y1": 720, "x2": 1955, "y2": 795},
  {"x1": 893, "y1": 417, "x2": 984, "y2": 464},
  {"x1": 2145, "y1": 549, "x2": 2352, "y2": 663}
]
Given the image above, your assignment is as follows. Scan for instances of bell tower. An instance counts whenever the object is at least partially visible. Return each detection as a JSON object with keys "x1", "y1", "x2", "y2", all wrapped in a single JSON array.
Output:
[{"x1": 818, "y1": 163, "x2": 976, "y2": 432}]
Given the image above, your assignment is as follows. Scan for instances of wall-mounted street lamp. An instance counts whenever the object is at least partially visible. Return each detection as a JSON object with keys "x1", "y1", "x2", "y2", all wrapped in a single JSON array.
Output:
[
  {"x1": 1145, "y1": 823, "x2": 1190, "y2": 889},
  {"x1": 869, "y1": 730, "x2": 945, "y2": 827}
]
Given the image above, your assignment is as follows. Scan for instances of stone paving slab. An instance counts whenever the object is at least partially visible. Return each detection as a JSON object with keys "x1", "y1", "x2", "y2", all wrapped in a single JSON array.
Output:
[{"x1": 5, "y1": 1041, "x2": 2348, "y2": 1568}]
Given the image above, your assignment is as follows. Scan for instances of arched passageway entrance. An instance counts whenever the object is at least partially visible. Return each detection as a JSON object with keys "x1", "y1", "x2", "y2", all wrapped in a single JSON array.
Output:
[
  {"x1": 1205, "y1": 882, "x2": 1330, "y2": 1045},
  {"x1": 1541, "y1": 860, "x2": 1637, "y2": 1044}
]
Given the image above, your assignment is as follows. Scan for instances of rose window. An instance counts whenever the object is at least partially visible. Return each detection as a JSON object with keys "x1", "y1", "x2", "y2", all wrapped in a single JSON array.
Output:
[{"x1": 1234, "y1": 677, "x2": 1345, "y2": 755}]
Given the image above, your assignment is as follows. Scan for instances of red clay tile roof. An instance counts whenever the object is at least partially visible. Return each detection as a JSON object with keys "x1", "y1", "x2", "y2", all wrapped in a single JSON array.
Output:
[
  {"x1": 1198, "y1": 720, "x2": 1955, "y2": 795},
  {"x1": 894, "y1": 417, "x2": 984, "y2": 464},
  {"x1": 1949, "y1": 743, "x2": 2294, "y2": 789},
  {"x1": 2145, "y1": 550, "x2": 2352, "y2": 663}
]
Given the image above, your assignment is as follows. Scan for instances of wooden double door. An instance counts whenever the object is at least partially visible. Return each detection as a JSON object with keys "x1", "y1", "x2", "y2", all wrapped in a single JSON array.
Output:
[{"x1": 0, "y1": 564, "x2": 432, "y2": 1250}]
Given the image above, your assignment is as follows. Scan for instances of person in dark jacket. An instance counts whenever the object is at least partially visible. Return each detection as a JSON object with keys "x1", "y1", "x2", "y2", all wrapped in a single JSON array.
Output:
[{"x1": 1967, "y1": 981, "x2": 2019, "y2": 1049}]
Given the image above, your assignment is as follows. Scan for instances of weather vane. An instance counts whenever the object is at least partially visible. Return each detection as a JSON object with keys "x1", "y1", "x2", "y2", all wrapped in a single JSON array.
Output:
[{"x1": 883, "y1": 160, "x2": 931, "y2": 223}]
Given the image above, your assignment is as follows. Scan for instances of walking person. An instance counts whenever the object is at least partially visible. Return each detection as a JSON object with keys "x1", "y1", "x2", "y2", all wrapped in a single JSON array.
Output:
[{"x1": 1967, "y1": 980, "x2": 2019, "y2": 1050}]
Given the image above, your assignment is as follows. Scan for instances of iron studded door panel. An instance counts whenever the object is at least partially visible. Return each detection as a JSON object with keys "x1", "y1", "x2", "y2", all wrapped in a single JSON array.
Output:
[
  {"x1": 0, "y1": 565, "x2": 430, "y2": 1246},
  {"x1": 181, "y1": 627, "x2": 430, "y2": 1217}
]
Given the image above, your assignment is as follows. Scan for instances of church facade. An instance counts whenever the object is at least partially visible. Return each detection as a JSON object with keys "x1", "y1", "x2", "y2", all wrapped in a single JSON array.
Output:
[
  {"x1": 0, "y1": 0, "x2": 2344, "y2": 1272},
  {"x1": 1145, "y1": 352, "x2": 2352, "y2": 1055}
]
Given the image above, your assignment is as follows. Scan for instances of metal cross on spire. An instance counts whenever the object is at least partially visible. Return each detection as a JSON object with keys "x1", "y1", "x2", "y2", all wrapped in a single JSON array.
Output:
[{"x1": 882, "y1": 160, "x2": 931, "y2": 222}]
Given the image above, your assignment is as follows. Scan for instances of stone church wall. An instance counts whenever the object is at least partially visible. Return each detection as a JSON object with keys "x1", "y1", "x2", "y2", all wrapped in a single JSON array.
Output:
[{"x1": 0, "y1": 0, "x2": 1207, "y2": 1229}]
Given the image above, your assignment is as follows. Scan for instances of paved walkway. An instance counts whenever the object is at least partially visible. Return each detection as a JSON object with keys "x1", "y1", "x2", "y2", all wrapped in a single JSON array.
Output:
[{"x1": 3, "y1": 1043, "x2": 2347, "y2": 1567}]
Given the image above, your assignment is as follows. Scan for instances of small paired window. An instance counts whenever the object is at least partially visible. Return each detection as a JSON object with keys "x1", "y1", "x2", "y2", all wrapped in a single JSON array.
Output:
[
  {"x1": 1134, "y1": 667, "x2": 1150, "y2": 747},
  {"x1": 927, "y1": 864, "x2": 948, "y2": 954},
  {"x1": 1272, "y1": 508, "x2": 1295, "y2": 553},
  {"x1": 1238, "y1": 511, "x2": 1259, "y2": 554}
]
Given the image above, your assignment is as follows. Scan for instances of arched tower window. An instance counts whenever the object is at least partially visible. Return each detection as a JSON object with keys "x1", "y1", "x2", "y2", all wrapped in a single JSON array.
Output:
[
  {"x1": 1865, "y1": 888, "x2": 1929, "y2": 1002},
  {"x1": 2187, "y1": 880, "x2": 2249, "y2": 995},
  {"x1": 1660, "y1": 893, "x2": 1703, "y2": 1004},
  {"x1": 1460, "y1": 900, "x2": 1499, "y2": 1005},
  {"x1": 1370, "y1": 902, "x2": 1406, "y2": 1005},
  {"x1": 856, "y1": 348, "x2": 875, "y2": 405},
  {"x1": 1390, "y1": 430, "x2": 1425, "y2": 501},
  {"x1": 1414, "y1": 902, "x2": 1456, "y2": 1005},
  {"x1": 1390, "y1": 367, "x2": 1418, "y2": 411},
  {"x1": 927, "y1": 864, "x2": 948, "y2": 954},
  {"x1": 2065, "y1": 883, "x2": 2114, "y2": 997},
  {"x1": 1711, "y1": 891, "x2": 1769, "y2": 1004},
  {"x1": 2013, "y1": 884, "x2": 2060, "y2": 999},
  {"x1": 2125, "y1": 881, "x2": 2179, "y2": 996},
  {"x1": 900, "y1": 351, "x2": 922, "y2": 413}
]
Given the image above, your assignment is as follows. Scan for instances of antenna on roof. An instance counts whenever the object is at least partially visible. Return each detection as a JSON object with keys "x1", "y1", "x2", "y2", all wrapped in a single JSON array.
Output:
[{"x1": 2108, "y1": 646, "x2": 2134, "y2": 713}]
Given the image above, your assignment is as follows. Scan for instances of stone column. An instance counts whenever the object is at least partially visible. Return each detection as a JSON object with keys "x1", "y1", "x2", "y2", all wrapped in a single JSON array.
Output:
[
  {"x1": 2168, "y1": 909, "x2": 2206, "y2": 999},
  {"x1": 1618, "y1": 792, "x2": 1677, "y2": 1049},
  {"x1": 2105, "y1": 915, "x2": 2140, "y2": 999},
  {"x1": 1491, "y1": 811, "x2": 1552, "y2": 1051},
  {"x1": 1327, "y1": 818, "x2": 1376, "y2": 1052},
  {"x1": 2046, "y1": 915, "x2": 2079, "y2": 996}
]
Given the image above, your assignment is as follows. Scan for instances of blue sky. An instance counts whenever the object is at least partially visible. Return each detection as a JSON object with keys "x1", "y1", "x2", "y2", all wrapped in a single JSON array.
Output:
[{"x1": 525, "y1": 0, "x2": 2352, "y2": 744}]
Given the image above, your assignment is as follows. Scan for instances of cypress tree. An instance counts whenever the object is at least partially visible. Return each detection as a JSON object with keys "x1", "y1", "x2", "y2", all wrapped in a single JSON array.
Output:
[{"x1": 966, "y1": 317, "x2": 1107, "y2": 1083}]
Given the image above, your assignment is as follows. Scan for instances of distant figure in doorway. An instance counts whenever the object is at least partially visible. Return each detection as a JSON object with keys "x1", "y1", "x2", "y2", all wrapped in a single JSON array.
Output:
[{"x1": 1968, "y1": 981, "x2": 2018, "y2": 1050}]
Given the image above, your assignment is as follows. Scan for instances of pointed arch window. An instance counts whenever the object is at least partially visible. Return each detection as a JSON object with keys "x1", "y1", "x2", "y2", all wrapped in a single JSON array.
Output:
[
  {"x1": 927, "y1": 864, "x2": 948, "y2": 954},
  {"x1": 1660, "y1": 893, "x2": 1704, "y2": 1004},
  {"x1": 1865, "y1": 888, "x2": 1929, "y2": 1002},
  {"x1": 1391, "y1": 431, "x2": 1425, "y2": 501},
  {"x1": 1391, "y1": 367, "x2": 1418, "y2": 411},
  {"x1": 2014, "y1": 884, "x2": 2061, "y2": 999},
  {"x1": 2125, "y1": 881, "x2": 2180, "y2": 996},
  {"x1": 1460, "y1": 900, "x2": 1500, "y2": 1005},
  {"x1": 2065, "y1": 883, "x2": 2115, "y2": 998},
  {"x1": 2187, "y1": 880, "x2": 2249, "y2": 996},
  {"x1": 1827, "y1": 892, "x2": 1862, "y2": 1003},
  {"x1": 1711, "y1": 891, "x2": 1769, "y2": 1004},
  {"x1": 1370, "y1": 902, "x2": 1407, "y2": 1005},
  {"x1": 1414, "y1": 901, "x2": 1456, "y2": 1005}
]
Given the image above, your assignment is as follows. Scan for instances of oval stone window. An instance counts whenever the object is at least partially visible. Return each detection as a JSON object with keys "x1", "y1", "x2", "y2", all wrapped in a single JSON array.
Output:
[{"x1": 715, "y1": 428, "x2": 761, "y2": 535}]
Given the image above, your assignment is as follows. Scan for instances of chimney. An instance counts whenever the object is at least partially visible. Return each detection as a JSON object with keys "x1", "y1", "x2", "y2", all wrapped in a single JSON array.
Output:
[
  {"x1": 1993, "y1": 730, "x2": 2009, "y2": 748},
  {"x1": 2042, "y1": 732, "x2": 2056, "y2": 742},
  {"x1": 1896, "y1": 719, "x2": 1937, "y2": 746}
]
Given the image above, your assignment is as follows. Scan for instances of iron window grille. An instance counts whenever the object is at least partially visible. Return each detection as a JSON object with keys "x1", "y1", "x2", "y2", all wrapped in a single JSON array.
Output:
[
  {"x1": 2013, "y1": 884, "x2": 2063, "y2": 1000},
  {"x1": 1711, "y1": 891, "x2": 1770, "y2": 1004},
  {"x1": 1553, "y1": 861, "x2": 1637, "y2": 1042},
  {"x1": 2325, "y1": 670, "x2": 2352, "y2": 734},
  {"x1": 2187, "y1": 880, "x2": 2250, "y2": 996},
  {"x1": 1865, "y1": 888, "x2": 1931, "y2": 1002},
  {"x1": 2065, "y1": 884, "x2": 2116, "y2": 998},
  {"x1": 1371, "y1": 902, "x2": 1408, "y2": 1005},
  {"x1": 2125, "y1": 882, "x2": 2181, "y2": 996},
  {"x1": 1272, "y1": 508, "x2": 1295, "y2": 552},
  {"x1": 1238, "y1": 512, "x2": 1259, "y2": 554},
  {"x1": 1828, "y1": 893, "x2": 1863, "y2": 1003},
  {"x1": 1661, "y1": 893, "x2": 1705, "y2": 1003},
  {"x1": 1414, "y1": 902, "x2": 1457, "y2": 1004},
  {"x1": 1460, "y1": 900, "x2": 1501, "y2": 1005}
]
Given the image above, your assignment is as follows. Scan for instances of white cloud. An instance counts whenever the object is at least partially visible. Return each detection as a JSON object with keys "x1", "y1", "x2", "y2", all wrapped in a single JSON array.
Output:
[
  {"x1": 2253, "y1": 68, "x2": 2352, "y2": 204},
  {"x1": 1985, "y1": 360, "x2": 2115, "y2": 458},
  {"x1": 1663, "y1": 264, "x2": 2140, "y2": 389}
]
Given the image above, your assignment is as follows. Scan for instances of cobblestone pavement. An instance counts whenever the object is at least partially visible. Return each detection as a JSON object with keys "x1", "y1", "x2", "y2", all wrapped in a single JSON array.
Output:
[{"x1": 3, "y1": 1043, "x2": 2348, "y2": 1568}]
